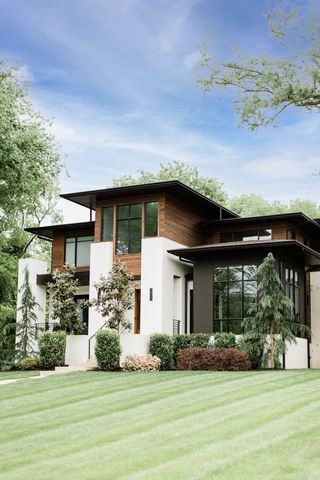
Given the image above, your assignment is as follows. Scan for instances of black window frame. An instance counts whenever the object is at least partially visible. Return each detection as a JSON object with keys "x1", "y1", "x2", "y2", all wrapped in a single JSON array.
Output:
[
  {"x1": 144, "y1": 201, "x2": 158, "y2": 238},
  {"x1": 64, "y1": 235, "x2": 94, "y2": 267},
  {"x1": 116, "y1": 203, "x2": 142, "y2": 255},
  {"x1": 220, "y1": 229, "x2": 272, "y2": 243},
  {"x1": 74, "y1": 294, "x2": 89, "y2": 335},
  {"x1": 285, "y1": 267, "x2": 300, "y2": 323},
  {"x1": 101, "y1": 206, "x2": 114, "y2": 242}
]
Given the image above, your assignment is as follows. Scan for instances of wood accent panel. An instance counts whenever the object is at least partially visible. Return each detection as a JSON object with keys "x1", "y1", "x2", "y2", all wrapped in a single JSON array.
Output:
[
  {"x1": 114, "y1": 254, "x2": 141, "y2": 277},
  {"x1": 161, "y1": 193, "x2": 205, "y2": 246},
  {"x1": 51, "y1": 227, "x2": 94, "y2": 271}
]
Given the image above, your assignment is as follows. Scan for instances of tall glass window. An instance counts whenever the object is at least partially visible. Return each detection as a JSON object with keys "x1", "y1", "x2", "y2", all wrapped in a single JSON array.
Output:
[
  {"x1": 101, "y1": 207, "x2": 114, "y2": 241},
  {"x1": 213, "y1": 265, "x2": 257, "y2": 333},
  {"x1": 144, "y1": 201, "x2": 158, "y2": 237},
  {"x1": 65, "y1": 236, "x2": 94, "y2": 267},
  {"x1": 116, "y1": 204, "x2": 142, "y2": 254},
  {"x1": 285, "y1": 268, "x2": 300, "y2": 322}
]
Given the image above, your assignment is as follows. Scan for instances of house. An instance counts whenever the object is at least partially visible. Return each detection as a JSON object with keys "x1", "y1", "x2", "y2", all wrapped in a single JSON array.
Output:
[{"x1": 16, "y1": 180, "x2": 320, "y2": 368}]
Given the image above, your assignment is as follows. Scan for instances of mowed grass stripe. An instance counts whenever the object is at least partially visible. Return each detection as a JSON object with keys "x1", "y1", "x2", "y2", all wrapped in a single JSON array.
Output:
[{"x1": 1, "y1": 371, "x2": 320, "y2": 480}]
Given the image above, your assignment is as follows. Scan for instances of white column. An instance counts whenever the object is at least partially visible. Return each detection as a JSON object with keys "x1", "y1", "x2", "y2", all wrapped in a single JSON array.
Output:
[
  {"x1": 16, "y1": 258, "x2": 47, "y2": 353},
  {"x1": 310, "y1": 272, "x2": 320, "y2": 368},
  {"x1": 88, "y1": 242, "x2": 113, "y2": 337}
]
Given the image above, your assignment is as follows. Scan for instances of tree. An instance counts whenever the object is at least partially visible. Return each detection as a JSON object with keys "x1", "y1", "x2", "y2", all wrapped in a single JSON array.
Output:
[
  {"x1": 47, "y1": 265, "x2": 83, "y2": 334},
  {"x1": 16, "y1": 267, "x2": 41, "y2": 360},
  {"x1": 89, "y1": 262, "x2": 135, "y2": 335},
  {"x1": 243, "y1": 252, "x2": 310, "y2": 368},
  {"x1": 198, "y1": 2, "x2": 320, "y2": 129},
  {"x1": 112, "y1": 161, "x2": 228, "y2": 205}
]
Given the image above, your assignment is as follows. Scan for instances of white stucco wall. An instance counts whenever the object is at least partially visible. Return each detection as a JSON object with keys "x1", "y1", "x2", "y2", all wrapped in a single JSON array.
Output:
[
  {"x1": 140, "y1": 237, "x2": 192, "y2": 335},
  {"x1": 310, "y1": 272, "x2": 320, "y2": 368},
  {"x1": 120, "y1": 333, "x2": 150, "y2": 364},
  {"x1": 16, "y1": 258, "x2": 47, "y2": 353},
  {"x1": 285, "y1": 337, "x2": 308, "y2": 369},
  {"x1": 65, "y1": 335, "x2": 89, "y2": 365}
]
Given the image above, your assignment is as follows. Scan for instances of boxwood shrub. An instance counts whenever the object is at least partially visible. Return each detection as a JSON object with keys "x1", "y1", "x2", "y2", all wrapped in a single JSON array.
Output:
[
  {"x1": 173, "y1": 334, "x2": 212, "y2": 366},
  {"x1": 149, "y1": 333, "x2": 174, "y2": 370},
  {"x1": 213, "y1": 332, "x2": 237, "y2": 349},
  {"x1": 95, "y1": 329, "x2": 121, "y2": 371},
  {"x1": 177, "y1": 347, "x2": 251, "y2": 371},
  {"x1": 38, "y1": 332, "x2": 66, "y2": 369},
  {"x1": 239, "y1": 333, "x2": 264, "y2": 369},
  {"x1": 20, "y1": 357, "x2": 40, "y2": 370}
]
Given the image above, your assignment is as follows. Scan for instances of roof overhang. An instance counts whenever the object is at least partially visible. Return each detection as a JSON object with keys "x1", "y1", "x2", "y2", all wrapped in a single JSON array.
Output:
[
  {"x1": 60, "y1": 180, "x2": 238, "y2": 219},
  {"x1": 25, "y1": 222, "x2": 95, "y2": 241},
  {"x1": 168, "y1": 239, "x2": 320, "y2": 267}
]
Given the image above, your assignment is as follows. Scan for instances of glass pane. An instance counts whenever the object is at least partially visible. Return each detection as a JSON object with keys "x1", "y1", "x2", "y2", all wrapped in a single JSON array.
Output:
[
  {"x1": 241, "y1": 231, "x2": 259, "y2": 241},
  {"x1": 229, "y1": 319, "x2": 243, "y2": 334},
  {"x1": 101, "y1": 207, "x2": 114, "y2": 241},
  {"x1": 285, "y1": 268, "x2": 290, "y2": 282},
  {"x1": 294, "y1": 287, "x2": 300, "y2": 314},
  {"x1": 229, "y1": 266, "x2": 242, "y2": 281},
  {"x1": 117, "y1": 205, "x2": 129, "y2": 220},
  {"x1": 145, "y1": 202, "x2": 158, "y2": 237},
  {"x1": 243, "y1": 281, "x2": 257, "y2": 316},
  {"x1": 259, "y1": 229, "x2": 272, "y2": 240},
  {"x1": 213, "y1": 320, "x2": 228, "y2": 333},
  {"x1": 65, "y1": 240, "x2": 75, "y2": 266},
  {"x1": 243, "y1": 265, "x2": 257, "y2": 280},
  {"x1": 77, "y1": 236, "x2": 94, "y2": 242},
  {"x1": 213, "y1": 267, "x2": 228, "y2": 282},
  {"x1": 129, "y1": 218, "x2": 142, "y2": 253},
  {"x1": 116, "y1": 220, "x2": 129, "y2": 254},
  {"x1": 130, "y1": 204, "x2": 142, "y2": 218},
  {"x1": 229, "y1": 282, "x2": 242, "y2": 318},
  {"x1": 220, "y1": 232, "x2": 233, "y2": 243},
  {"x1": 294, "y1": 271, "x2": 299, "y2": 286},
  {"x1": 76, "y1": 239, "x2": 91, "y2": 267},
  {"x1": 214, "y1": 283, "x2": 228, "y2": 319}
]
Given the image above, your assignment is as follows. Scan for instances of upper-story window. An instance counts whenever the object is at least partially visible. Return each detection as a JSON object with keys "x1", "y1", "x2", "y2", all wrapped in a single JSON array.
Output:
[
  {"x1": 116, "y1": 204, "x2": 142, "y2": 254},
  {"x1": 220, "y1": 229, "x2": 272, "y2": 243},
  {"x1": 101, "y1": 207, "x2": 114, "y2": 241},
  {"x1": 65, "y1": 236, "x2": 94, "y2": 267},
  {"x1": 285, "y1": 268, "x2": 300, "y2": 322},
  {"x1": 144, "y1": 201, "x2": 158, "y2": 237}
]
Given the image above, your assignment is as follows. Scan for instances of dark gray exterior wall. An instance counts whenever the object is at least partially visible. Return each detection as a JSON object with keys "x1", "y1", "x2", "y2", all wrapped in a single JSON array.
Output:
[{"x1": 192, "y1": 247, "x2": 306, "y2": 333}]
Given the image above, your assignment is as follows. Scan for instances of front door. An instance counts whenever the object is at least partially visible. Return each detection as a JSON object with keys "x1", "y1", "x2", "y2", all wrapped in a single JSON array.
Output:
[{"x1": 134, "y1": 289, "x2": 141, "y2": 334}]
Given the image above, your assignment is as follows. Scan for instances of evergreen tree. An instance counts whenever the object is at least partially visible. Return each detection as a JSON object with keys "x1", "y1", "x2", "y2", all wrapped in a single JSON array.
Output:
[{"x1": 244, "y1": 252, "x2": 311, "y2": 368}]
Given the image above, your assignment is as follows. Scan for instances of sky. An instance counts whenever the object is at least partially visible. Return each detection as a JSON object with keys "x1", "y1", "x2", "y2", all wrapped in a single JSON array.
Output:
[{"x1": 0, "y1": 0, "x2": 319, "y2": 222}]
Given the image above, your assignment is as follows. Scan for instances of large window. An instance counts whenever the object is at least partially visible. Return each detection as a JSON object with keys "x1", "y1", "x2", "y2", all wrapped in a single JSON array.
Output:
[
  {"x1": 220, "y1": 229, "x2": 272, "y2": 243},
  {"x1": 116, "y1": 204, "x2": 142, "y2": 254},
  {"x1": 65, "y1": 236, "x2": 94, "y2": 267},
  {"x1": 144, "y1": 202, "x2": 158, "y2": 237},
  {"x1": 285, "y1": 268, "x2": 300, "y2": 322},
  {"x1": 75, "y1": 295, "x2": 89, "y2": 335},
  {"x1": 213, "y1": 265, "x2": 257, "y2": 333},
  {"x1": 101, "y1": 207, "x2": 114, "y2": 241}
]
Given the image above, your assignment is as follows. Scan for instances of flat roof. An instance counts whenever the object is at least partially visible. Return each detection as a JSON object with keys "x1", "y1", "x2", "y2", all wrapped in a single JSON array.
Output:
[
  {"x1": 168, "y1": 239, "x2": 320, "y2": 267},
  {"x1": 60, "y1": 180, "x2": 238, "y2": 219},
  {"x1": 25, "y1": 222, "x2": 95, "y2": 240}
]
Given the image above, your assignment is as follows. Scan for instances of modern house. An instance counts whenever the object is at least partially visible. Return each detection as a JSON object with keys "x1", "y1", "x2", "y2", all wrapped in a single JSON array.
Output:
[{"x1": 16, "y1": 180, "x2": 320, "y2": 368}]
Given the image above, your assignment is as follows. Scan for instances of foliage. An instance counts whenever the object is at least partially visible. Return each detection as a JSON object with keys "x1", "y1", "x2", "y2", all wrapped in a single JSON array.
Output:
[
  {"x1": 149, "y1": 333, "x2": 174, "y2": 370},
  {"x1": 213, "y1": 332, "x2": 237, "y2": 349},
  {"x1": 238, "y1": 333, "x2": 265, "y2": 369},
  {"x1": 122, "y1": 354, "x2": 161, "y2": 372},
  {"x1": 48, "y1": 265, "x2": 83, "y2": 334},
  {"x1": 173, "y1": 334, "x2": 213, "y2": 366},
  {"x1": 38, "y1": 331, "x2": 66, "y2": 369},
  {"x1": 88, "y1": 262, "x2": 135, "y2": 335},
  {"x1": 113, "y1": 161, "x2": 228, "y2": 205},
  {"x1": 198, "y1": 2, "x2": 320, "y2": 130},
  {"x1": 94, "y1": 329, "x2": 121, "y2": 371},
  {"x1": 177, "y1": 348, "x2": 251, "y2": 371},
  {"x1": 16, "y1": 267, "x2": 40, "y2": 360},
  {"x1": 243, "y1": 252, "x2": 311, "y2": 368},
  {"x1": 20, "y1": 357, "x2": 40, "y2": 370}
]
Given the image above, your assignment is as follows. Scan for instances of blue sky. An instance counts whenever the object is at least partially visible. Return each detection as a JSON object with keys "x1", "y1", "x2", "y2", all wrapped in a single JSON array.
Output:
[{"x1": 1, "y1": 0, "x2": 319, "y2": 221}]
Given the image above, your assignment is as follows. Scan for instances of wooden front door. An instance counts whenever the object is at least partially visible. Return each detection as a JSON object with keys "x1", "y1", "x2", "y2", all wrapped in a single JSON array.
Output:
[{"x1": 134, "y1": 289, "x2": 141, "y2": 334}]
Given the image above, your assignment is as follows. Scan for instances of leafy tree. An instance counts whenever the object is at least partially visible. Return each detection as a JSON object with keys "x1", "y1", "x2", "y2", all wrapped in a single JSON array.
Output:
[
  {"x1": 16, "y1": 267, "x2": 41, "y2": 360},
  {"x1": 89, "y1": 262, "x2": 135, "y2": 335},
  {"x1": 198, "y1": 2, "x2": 320, "y2": 129},
  {"x1": 243, "y1": 252, "x2": 310, "y2": 368},
  {"x1": 112, "y1": 161, "x2": 228, "y2": 204},
  {"x1": 48, "y1": 265, "x2": 83, "y2": 334}
]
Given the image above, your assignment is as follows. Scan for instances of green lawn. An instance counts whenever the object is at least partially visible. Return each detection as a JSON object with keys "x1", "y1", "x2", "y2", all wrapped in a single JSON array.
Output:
[
  {"x1": 1, "y1": 370, "x2": 320, "y2": 480},
  {"x1": 0, "y1": 370, "x2": 40, "y2": 381}
]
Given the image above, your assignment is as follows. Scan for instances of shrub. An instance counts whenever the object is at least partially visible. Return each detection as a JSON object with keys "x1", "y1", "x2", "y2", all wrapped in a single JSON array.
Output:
[
  {"x1": 95, "y1": 329, "x2": 121, "y2": 371},
  {"x1": 213, "y1": 332, "x2": 237, "y2": 349},
  {"x1": 173, "y1": 334, "x2": 212, "y2": 366},
  {"x1": 239, "y1": 333, "x2": 264, "y2": 369},
  {"x1": 20, "y1": 357, "x2": 40, "y2": 370},
  {"x1": 38, "y1": 332, "x2": 66, "y2": 369},
  {"x1": 122, "y1": 354, "x2": 161, "y2": 372},
  {"x1": 177, "y1": 348, "x2": 251, "y2": 371},
  {"x1": 190, "y1": 333, "x2": 211, "y2": 348},
  {"x1": 149, "y1": 334, "x2": 174, "y2": 370}
]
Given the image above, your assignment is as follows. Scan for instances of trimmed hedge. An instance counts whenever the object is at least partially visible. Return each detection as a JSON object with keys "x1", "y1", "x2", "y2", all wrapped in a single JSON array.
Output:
[
  {"x1": 177, "y1": 348, "x2": 251, "y2": 371},
  {"x1": 149, "y1": 334, "x2": 174, "y2": 370},
  {"x1": 213, "y1": 332, "x2": 237, "y2": 349},
  {"x1": 95, "y1": 329, "x2": 121, "y2": 371},
  {"x1": 239, "y1": 333, "x2": 264, "y2": 369},
  {"x1": 20, "y1": 357, "x2": 40, "y2": 370},
  {"x1": 38, "y1": 332, "x2": 66, "y2": 369},
  {"x1": 173, "y1": 334, "x2": 212, "y2": 366}
]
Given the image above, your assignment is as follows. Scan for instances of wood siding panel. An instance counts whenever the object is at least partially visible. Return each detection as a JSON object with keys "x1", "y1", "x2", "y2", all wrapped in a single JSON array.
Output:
[{"x1": 114, "y1": 253, "x2": 141, "y2": 278}]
